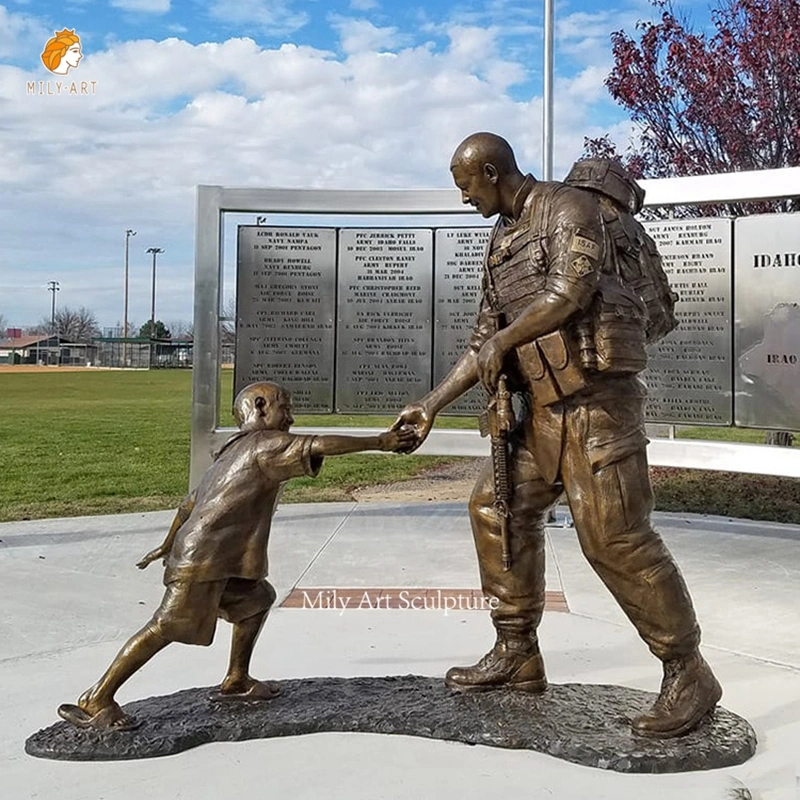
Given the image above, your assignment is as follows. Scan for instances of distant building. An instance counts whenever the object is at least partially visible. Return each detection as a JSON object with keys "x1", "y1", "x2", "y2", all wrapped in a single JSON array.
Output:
[
  {"x1": 92, "y1": 336, "x2": 196, "y2": 369},
  {"x1": 0, "y1": 334, "x2": 96, "y2": 366}
]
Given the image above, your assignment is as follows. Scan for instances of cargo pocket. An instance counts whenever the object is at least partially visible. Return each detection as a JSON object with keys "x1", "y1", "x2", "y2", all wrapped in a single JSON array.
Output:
[
  {"x1": 538, "y1": 330, "x2": 568, "y2": 369},
  {"x1": 592, "y1": 450, "x2": 653, "y2": 532},
  {"x1": 517, "y1": 340, "x2": 546, "y2": 380},
  {"x1": 584, "y1": 396, "x2": 648, "y2": 473}
]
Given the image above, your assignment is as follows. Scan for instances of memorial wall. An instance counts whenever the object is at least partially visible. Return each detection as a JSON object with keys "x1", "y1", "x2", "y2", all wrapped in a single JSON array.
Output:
[
  {"x1": 734, "y1": 213, "x2": 800, "y2": 430},
  {"x1": 641, "y1": 218, "x2": 733, "y2": 425},
  {"x1": 235, "y1": 214, "x2": 800, "y2": 429},
  {"x1": 433, "y1": 228, "x2": 490, "y2": 414}
]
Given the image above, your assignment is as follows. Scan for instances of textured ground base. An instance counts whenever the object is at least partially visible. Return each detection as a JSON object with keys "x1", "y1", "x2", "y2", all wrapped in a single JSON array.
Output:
[{"x1": 26, "y1": 676, "x2": 757, "y2": 772}]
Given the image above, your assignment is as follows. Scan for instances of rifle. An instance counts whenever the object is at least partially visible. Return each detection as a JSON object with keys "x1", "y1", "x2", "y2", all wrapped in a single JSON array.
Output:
[{"x1": 479, "y1": 374, "x2": 515, "y2": 571}]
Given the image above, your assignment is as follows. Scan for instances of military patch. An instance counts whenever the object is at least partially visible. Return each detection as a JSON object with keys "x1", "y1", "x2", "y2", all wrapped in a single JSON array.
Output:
[
  {"x1": 570, "y1": 254, "x2": 593, "y2": 277},
  {"x1": 570, "y1": 234, "x2": 600, "y2": 259}
]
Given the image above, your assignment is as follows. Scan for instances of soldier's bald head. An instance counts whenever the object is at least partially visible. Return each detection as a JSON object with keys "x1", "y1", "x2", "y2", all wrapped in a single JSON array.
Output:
[
  {"x1": 450, "y1": 133, "x2": 520, "y2": 177},
  {"x1": 450, "y1": 133, "x2": 526, "y2": 219}
]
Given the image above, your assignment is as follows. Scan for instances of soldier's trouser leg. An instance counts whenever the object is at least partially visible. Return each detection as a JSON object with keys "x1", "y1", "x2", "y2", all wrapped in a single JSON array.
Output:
[
  {"x1": 562, "y1": 435, "x2": 722, "y2": 735},
  {"x1": 560, "y1": 395, "x2": 721, "y2": 737},
  {"x1": 470, "y1": 446, "x2": 563, "y2": 638},
  {"x1": 561, "y1": 440, "x2": 700, "y2": 661},
  {"x1": 444, "y1": 444, "x2": 562, "y2": 691}
]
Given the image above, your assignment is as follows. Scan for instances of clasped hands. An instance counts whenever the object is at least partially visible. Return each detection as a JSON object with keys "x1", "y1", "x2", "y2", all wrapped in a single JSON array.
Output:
[{"x1": 390, "y1": 333, "x2": 510, "y2": 453}]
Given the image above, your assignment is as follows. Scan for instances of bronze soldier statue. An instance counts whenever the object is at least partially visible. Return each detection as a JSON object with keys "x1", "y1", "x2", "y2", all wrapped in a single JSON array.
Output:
[{"x1": 394, "y1": 132, "x2": 721, "y2": 738}]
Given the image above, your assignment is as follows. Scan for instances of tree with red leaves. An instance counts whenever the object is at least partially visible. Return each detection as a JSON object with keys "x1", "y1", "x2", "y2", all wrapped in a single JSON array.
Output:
[{"x1": 586, "y1": 0, "x2": 800, "y2": 208}]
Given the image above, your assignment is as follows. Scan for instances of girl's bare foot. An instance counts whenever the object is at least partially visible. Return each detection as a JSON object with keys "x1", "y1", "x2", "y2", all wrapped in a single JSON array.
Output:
[
  {"x1": 214, "y1": 676, "x2": 281, "y2": 701},
  {"x1": 57, "y1": 698, "x2": 140, "y2": 731}
]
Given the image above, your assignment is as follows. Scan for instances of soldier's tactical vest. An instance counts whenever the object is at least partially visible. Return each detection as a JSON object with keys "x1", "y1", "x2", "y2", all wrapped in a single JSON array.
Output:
[
  {"x1": 485, "y1": 178, "x2": 652, "y2": 406},
  {"x1": 484, "y1": 182, "x2": 591, "y2": 406}
]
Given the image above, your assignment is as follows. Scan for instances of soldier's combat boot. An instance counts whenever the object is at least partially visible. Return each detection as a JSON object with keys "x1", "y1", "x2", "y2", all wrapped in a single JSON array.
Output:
[
  {"x1": 631, "y1": 651, "x2": 722, "y2": 738},
  {"x1": 445, "y1": 632, "x2": 547, "y2": 693}
]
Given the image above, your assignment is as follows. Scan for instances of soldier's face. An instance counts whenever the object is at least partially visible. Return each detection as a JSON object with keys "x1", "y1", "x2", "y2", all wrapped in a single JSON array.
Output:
[{"x1": 451, "y1": 161, "x2": 500, "y2": 218}]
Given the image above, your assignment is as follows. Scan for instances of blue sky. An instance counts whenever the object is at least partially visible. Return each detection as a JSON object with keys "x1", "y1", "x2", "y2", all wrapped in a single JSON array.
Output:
[{"x1": 0, "y1": 0, "x2": 711, "y2": 331}]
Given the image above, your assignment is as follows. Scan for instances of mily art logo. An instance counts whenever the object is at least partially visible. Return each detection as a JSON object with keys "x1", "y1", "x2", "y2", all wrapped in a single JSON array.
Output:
[{"x1": 27, "y1": 29, "x2": 97, "y2": 96}]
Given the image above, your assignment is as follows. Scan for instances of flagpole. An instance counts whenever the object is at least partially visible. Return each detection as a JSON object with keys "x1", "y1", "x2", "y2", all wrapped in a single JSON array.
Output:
[{"x1": 543, "y1": 0, "x2": 554, "y2": 181}]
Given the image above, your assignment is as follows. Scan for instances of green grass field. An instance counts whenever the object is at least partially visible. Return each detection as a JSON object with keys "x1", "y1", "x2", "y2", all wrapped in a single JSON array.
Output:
[
  {"x1": 1, "y1": 368, "x2": 798, "y2": 523},
  {"x1": 0, "y1": 369, "x2": 462, "y2": 521}
]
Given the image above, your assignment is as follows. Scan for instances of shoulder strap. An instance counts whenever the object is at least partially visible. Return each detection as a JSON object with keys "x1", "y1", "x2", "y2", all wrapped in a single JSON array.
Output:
[
  {"x1": 527, "y1": 181, "x2": 565, "y2": 262},
  {"x1": 482, "y1": 218, "x2": 504, "y2": 312}
]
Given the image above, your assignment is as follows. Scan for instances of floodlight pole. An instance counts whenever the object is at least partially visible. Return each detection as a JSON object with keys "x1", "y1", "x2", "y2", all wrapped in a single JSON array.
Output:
[
  {"x1": 47, "y1": 280, "x2": 60, "y2": 365},
  {"x1": 123, "y1": 228, "x2": 136, "y2": 366},
  {"x1": 47, "y1": 280, "x2": 60, "y2": 334},
  {"x1": 146, "y1": 247, "x2": 164, "y2": 365},
  {"x1": 543, "y1": 0, "x2": 554, "y2": 181}
]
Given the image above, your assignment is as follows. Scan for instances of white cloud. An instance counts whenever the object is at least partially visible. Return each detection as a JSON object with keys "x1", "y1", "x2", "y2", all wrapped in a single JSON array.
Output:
[
  {"x1": 208, "y1": 0, "x2": 309, "y2": 36},
  {"x1": 0, "y1": 11, "x2": 632, "y2": 328},
  {"x1": 555, "y1": 2, "x2": 658, "y2": 71},
  {"x1": 350, "y1": 0, "x2": 378, "y2": 10},
  {"x1": 110, "y1": 0, "x2": 171, "y2": 13},
  {"x1": 331, "y1": 18, "x2": 408, "y2": 55},
  {"x1": 446, "y1": 25, "x2": 498, "y2": 65},
  {"x1": 0, "y1": 4, "x2": 51, "y2": 59},
  {"x1": 563, "y1": 64, "x2": 611, "y2": 104}
]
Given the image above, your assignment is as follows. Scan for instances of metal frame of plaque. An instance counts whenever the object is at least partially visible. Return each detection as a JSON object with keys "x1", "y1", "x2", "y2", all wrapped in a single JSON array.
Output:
[
  {"x1": 191, "y1": 169, "x2": 800, "y2": 486},
  {"x1": 734, "y1": 212, "x2": 800, "y2": 429},
  {"x1": 191, "y1": 187, "x2": 471, "y2": 484},
  {"x1": 235, "y1": 226, "x2": 337, "y2": 412},
  {"x1": 642, "y1": 218, "x2": 733, "y2": 425}
]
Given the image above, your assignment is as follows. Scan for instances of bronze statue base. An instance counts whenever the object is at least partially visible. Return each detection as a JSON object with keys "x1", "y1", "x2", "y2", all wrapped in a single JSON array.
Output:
[{"x1": 26, "y1": 676, "x2": 756, "y2": 772}]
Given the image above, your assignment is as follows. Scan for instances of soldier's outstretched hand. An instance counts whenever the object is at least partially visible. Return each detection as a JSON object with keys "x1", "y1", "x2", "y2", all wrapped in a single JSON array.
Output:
[
  {"x1": 378, "y1": 425, "x2": 418, "y2": 453},
  {"x1": 391, "y1": 402, "x2": 434, "y2": 453}
]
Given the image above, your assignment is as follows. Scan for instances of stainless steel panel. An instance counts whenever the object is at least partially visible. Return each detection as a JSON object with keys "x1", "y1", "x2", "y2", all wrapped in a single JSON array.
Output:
[
  {"x1": 434, "y1": 228, "x2": 491, "y2": 414},
  {"x1": 235, "y1": 226, "x2": 337, "y2": 412},
  {"x1": 205, "y1": 425, "x2": 800, "y2": 476},
  {"x1": 192, "y1": 183, "x2": 800, "y2": 490},
  {"x1": 211, "y1": 186, "x2": 468, "y2": 214},
  {"x1": 336, "y1": 229, "x2": 433, "y2": 412},
  {"x1": 641, "y1": 218, "x2": 733, "y2": 424},
  {"x1": 638, "y1": 166, "x2": 800, "y2": 208},
  {"x1": 190, "y1": 186, "x2": 224, "y2": 487},
  {"x1": 734, "y1": 213, "x2": 800, "y2": 429}
]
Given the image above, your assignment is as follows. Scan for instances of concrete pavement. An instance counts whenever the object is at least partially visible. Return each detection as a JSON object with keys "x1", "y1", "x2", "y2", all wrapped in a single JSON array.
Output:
[{"x1": 2, "y1": 502, "x2": 798, "y2": 799}]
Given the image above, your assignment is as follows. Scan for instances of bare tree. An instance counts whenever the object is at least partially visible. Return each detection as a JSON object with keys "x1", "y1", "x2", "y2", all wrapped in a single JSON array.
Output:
[
  {"x1": 37, "y1": 306, "x2": 101, "y2": 342},
  {"x1": 26, "y1": 321, "x2": 50, "y2": 337},
  {"x1": 167, "y1": 319, "x2": 193, "y2": 340},
  {"x1": 0, "y1": 312, "x2": 7, "y2": 336},
  {"x1": 221, "y1": 297, "x2": 236, "y2": 347}
]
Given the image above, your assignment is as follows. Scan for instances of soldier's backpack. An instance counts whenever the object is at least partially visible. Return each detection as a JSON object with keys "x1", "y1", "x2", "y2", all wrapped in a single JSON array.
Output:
[{"x1": 564, "y1": 158, "x2": 679, "y2": 346}]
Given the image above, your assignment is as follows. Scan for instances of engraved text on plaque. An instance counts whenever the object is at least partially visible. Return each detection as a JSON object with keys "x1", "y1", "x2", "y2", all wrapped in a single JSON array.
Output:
[
  {"x1": 336, "y1": 229, "x2": 433, "y2": 412},
  {"x1": 641, "y1": 218, "x2": 733, "y2": 425},
  {"x1": 434, "y1": 227, "x2": 490, "y2": 415},
  {"x1": 235, "y1": 226, "x2": 336, "y2": 412}
]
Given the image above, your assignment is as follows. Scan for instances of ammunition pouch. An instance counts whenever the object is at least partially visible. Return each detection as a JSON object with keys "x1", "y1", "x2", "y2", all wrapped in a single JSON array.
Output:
[
  {"x1": 580, "y1": 274, "x2": 648, "y2": 375},
  {"x1": 516, "y1": 330, "x2": 589, "y2": 406}
]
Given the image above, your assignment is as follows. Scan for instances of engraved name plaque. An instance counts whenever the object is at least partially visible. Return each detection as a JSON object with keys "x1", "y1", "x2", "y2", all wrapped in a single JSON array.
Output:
[
  {"x1": 336, "y1": 229, "x2": 433, "y2": 413},
  {"x1": 734, "y1": 212, "x2": 800, "y2": 429},
  {"x1": 235, "y1": 226, "x2": 336, "y2": 412},
  {"x1": 434, "y1": 228, "x2": 491, "y2": 415},
  {"x1": 642, "y1": 218, "x2": 733, "y2": 425}
]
